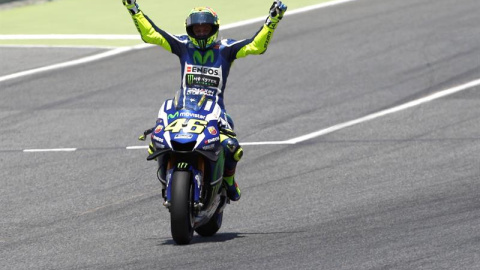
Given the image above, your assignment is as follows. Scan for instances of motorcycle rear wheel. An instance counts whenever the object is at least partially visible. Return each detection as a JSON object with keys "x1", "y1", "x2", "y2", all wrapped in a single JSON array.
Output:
[
  {"x1": 170, "y1": 171, "x2": 194, "y2": 245},
  {"x1": 195, "y1": 211, "x2": 223, "y2": 237}
]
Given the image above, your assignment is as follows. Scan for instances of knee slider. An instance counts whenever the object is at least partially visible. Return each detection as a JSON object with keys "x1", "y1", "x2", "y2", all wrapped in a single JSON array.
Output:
[
  {"x1": 233, "y1": 147, "x2": 243, "y2": 162},
  {"x1": 221, "y1": 135, "x2": 243, "y2": 161},
  {"x1": 224, "y1": 137, "x2": 239, "y2": 153},
  {"x1": 225, "y1": 139, "x2": 242, "y2": 162}
]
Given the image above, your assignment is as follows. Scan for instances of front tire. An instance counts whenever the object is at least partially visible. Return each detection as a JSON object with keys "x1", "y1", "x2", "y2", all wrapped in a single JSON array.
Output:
[{"x1": 170, "y1": 171, "x2": 194, "y2": 245}]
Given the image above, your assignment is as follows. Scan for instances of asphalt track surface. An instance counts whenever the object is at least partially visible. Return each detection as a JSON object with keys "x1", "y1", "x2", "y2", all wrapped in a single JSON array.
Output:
[{"x1": 1, "y1": 0, "x2": 480, "y2": 269}]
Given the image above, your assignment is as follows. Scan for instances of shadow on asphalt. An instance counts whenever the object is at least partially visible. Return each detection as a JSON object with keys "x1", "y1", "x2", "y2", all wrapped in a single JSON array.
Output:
[{"x1": 158, "y1": 231, "x2": 301, "y2": 246}]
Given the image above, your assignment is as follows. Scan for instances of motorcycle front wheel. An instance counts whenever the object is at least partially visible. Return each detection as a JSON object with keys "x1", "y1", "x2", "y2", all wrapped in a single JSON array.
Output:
[{"x1": 170, "y1": 171, "x2": 194, "y2": 245}]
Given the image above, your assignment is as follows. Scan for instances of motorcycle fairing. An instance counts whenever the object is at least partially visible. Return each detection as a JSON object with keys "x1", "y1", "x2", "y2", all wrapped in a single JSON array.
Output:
[{"x1": 149, "y1": 95, "x2": 227, "y2": 227}]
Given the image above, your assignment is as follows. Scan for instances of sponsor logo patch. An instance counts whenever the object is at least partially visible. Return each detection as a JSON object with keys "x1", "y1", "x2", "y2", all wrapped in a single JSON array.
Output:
[
  {"x1": 186, "y1": 74, "x2": 220, "y2": 88},
  {"x1": 208, "y1": 126, "x2": 217, "y2": 135},
  {"x1": 153, "y1": 135, "x2": 164, "y2": 143},
  {"x1": 175, "y1": 134, "x2": 193, "y2": 139},
  {"x1": 204, "y1": 137, "x2": 220, "y2": 144},
  {"x1": 186, "y1": 88, "x2": 215, "y2": 97},
  {"x1": 202, "y1": 144, "x2": 215, "y2": 150},
  {"x1": 155, "y1": 125, "x2": 163, "y2": 133},
  {"x1": 187, "y1": 65, "x2": 219, "y2": 76},
  {"x1": 185, "y1": 64, "x2": 222, "y2": 88},
  {"x1": 168, "y1": 111, "x2": 179, "y2": 119},
  {"x1": 179, "y1": 112, "x2": 206, "y2": 119}
]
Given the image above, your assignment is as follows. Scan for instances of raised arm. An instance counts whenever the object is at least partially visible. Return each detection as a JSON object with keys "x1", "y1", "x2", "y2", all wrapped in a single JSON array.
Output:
[
  {"x1": 234, "y1": 1, "x2": 288, "y2": 59},
  {"x1": 122, "y1": 0, "x2": 186, "y2": 55}
]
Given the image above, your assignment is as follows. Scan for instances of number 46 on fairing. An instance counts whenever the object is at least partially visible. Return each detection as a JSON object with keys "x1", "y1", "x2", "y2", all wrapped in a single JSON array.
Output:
[{"x1": 164, "y1": 118, "x2": 208, "y2": 134}]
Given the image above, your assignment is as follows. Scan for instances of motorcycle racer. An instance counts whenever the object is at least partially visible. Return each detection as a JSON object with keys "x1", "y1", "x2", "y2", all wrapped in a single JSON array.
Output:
[{"x1": 123, "y1": 0, "x2": 287, "y2": 201}]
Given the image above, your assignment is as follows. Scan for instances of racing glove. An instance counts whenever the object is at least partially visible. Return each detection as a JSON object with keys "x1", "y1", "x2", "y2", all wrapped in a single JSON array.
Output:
[
  {"x1": 266, "y1": 1, "x2": 287, "y2": 29},
  {"x1": 123, "y1": 0, "x2": 140, "y2": 15}
]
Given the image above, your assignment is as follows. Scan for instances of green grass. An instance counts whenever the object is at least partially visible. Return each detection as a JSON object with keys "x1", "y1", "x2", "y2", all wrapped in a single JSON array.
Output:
[{"x1": 0, "y1": 0, "x2": 333, "y2": 46}]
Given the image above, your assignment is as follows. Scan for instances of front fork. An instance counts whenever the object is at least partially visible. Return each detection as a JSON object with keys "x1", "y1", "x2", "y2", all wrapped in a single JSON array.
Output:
[{"x1": 163, "y1": 162, "x2": 204, "y2": 212}]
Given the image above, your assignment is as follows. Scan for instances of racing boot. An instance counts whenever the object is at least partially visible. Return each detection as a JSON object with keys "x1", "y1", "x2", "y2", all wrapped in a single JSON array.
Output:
[
  {"x1": 220, "y1": 119, "x2": 243, "y2": 201},
  {"x1": 223, "y1": 175, "x2": 241, "y2": 201}
]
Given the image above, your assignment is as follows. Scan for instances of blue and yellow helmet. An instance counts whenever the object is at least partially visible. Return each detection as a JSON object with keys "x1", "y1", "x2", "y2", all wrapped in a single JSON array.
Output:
[{"x1": 185, "y1": 7, "x2": 220, "y2": 50}]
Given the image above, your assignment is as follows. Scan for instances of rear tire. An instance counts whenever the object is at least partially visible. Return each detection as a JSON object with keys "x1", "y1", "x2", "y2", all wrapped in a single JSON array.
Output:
[
  {"x1": 170, "y1": 171, "x2": 194, "y2": 245},
  {"x1": 195, "y1": 209, "x2": 223, "y2": 237},
  {"x1": 195, "y1": 197, "x2": 226, "y2": 236}
]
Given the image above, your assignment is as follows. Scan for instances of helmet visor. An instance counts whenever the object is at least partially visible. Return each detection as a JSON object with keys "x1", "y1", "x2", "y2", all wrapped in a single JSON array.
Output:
[{"x1": 186, "y1": 12, "x2": 217, "y2": 26}]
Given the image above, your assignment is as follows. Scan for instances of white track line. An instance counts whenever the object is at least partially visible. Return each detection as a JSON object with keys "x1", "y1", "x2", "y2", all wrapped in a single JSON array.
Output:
[
  {"x1": 23, "y1": 148, "x2": 77, "y2": 152},
  {"x1": 27, "y1": 76, "x2": 480, "y2": 152},
  {"x1": 0, "y1": 34, "x2": 140, "y2": 40},
  {"x1": 126, "y1": 146, "x2": 148, "y2": 150},
  {"x1": 0, "y1": 44, "x2": 120, "y2": 49},
  {"x1": 0, "y1": 44, "x2": 151, "y2": 83},
  {"x1": 241, "y1": 78, "x2": 480, "y2": 146}
]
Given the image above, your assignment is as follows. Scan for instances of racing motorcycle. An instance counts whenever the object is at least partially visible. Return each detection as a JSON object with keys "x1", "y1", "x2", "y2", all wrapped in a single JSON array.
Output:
[{"x1": 139, "y1": 94, "x2": 231, "y2": 245}]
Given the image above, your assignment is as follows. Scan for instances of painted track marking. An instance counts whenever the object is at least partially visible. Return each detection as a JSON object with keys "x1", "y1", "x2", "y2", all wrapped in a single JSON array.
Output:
[
  {"x1": 0, "y1": 44, "x2": 150, "y2": 83},
  {"x1": 15, "y1": 75, "x2": 478, "y2": 154},
  {"x1": 123, "y1": 77, "x2": 480, "y2": 148},
  {"x1": 23, "y1": 148, "x2": 77, "y2": 152}
]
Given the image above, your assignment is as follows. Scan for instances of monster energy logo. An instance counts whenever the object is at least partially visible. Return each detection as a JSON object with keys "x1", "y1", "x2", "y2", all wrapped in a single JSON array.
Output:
[
  {"x1": 168, "y1": 111, "x2": 179, "y2": 119},
  {"x1": 193, "y1": 50, "x2": 214, "y2": 65},
  {"x1": 177, "y1": 162, "x2": 189, "y2": 169},
  {"x1": 187, "y1": 74, "x2": 195, "y2": 85}
]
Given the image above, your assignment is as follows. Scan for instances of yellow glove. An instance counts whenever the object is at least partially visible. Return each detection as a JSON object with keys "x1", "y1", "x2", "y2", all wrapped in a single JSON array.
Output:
[
  {"x1": 122, "y1": 0, "x2": 140, "y2": 15},
  {"x1": 266, "y1": 1, "x2": 287, "y2": 29}
]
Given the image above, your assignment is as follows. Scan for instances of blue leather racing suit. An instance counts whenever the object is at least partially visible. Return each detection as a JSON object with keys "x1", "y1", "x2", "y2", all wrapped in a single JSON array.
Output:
[{"x1": 130, "y1": 11, "x2": 279, "y2": 111}]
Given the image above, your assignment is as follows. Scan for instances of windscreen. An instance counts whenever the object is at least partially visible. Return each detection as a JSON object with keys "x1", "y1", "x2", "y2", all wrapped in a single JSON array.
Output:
[{"x1": 174, "y1": 91, "x2": 208, "y2": 112}]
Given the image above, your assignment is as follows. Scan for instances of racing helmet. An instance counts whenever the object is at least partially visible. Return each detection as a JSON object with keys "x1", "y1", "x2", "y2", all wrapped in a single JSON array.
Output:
[{"x1": 185, "y1": 7, "x2": 220, "y2": 50}]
